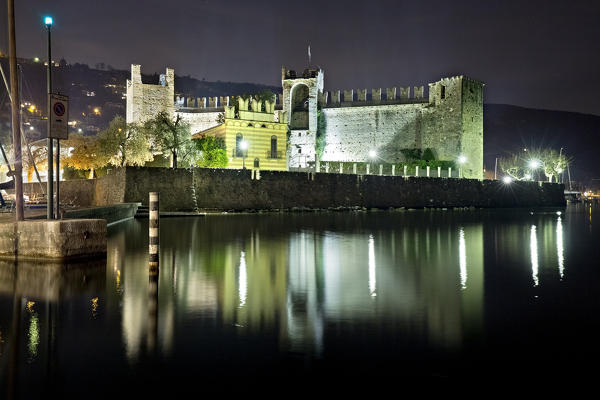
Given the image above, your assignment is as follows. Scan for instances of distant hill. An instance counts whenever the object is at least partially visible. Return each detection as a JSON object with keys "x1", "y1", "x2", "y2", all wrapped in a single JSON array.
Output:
[
  {"x1": 484, "y1": 104, "x2": 600, "y2": 185},
  {"x1": 0, "y1": 57, "x2": 280, "y2": 141}
]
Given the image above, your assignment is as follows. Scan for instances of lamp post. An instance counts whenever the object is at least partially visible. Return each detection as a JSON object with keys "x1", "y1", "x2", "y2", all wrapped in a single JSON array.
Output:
[
  {"x1": 458, "y1": 155, "x2": 467, "y2": 178},
  {"x1": 528, "y1": 159, "x2": 540, "y2": 182},
  {"x1": 240, "y1": 140, "x2": 248, "y2": 169},
  {"x1": 8, "y1": 0, "x2": 24, "y2": 220},
  {"x1": 45, "y1": 16, "x2": 54, "y2": 219}
]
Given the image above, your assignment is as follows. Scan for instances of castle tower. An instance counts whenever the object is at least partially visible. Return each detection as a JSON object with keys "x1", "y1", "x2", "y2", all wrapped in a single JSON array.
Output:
[
  {"x1": 281, "y1": 66, "x2": 324, "y2": 168},
  {"x1": 126, "y1": 64, "x2": 175, "y2": 124},
  {"x1": 426, "y1": 76, "x2": 484, "y2": 179}
]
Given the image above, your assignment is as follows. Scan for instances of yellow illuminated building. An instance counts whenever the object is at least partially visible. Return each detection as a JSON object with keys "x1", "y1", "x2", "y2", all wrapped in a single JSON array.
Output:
[{"x1": 192, "y1": 97, "x2": 288, "y2": 171}]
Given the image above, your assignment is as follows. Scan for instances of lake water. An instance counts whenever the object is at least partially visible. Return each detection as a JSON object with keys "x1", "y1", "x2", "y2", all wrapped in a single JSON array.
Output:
[{"x1": 1, "y1": 204, "x2": 599, "y2": 395}]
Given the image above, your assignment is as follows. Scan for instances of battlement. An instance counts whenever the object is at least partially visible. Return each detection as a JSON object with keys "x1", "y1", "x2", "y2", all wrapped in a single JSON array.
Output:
[
  {"x1": 175, "y1": 93, "x2": 285, "y2": 112},
  {"x1": 320, "y1": 85, "x2": 427, "y2": 107},
  {"x1": 127, "y1": 64, "x2": 174, "y2": 88}
]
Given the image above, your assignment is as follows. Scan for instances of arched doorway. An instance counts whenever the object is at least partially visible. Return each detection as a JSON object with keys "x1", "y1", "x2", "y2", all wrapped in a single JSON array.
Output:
[{"x1": 290, "y1": 83, "x2": 309, "y2": 130}]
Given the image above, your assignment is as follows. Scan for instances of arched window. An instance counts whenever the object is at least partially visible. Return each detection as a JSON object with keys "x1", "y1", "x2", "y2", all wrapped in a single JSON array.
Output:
[
  {"x1": 270, "y1": 136, "x2": 277, "y2": 158},
  {"x1": 235, "y1": 133, "x2": 243, "y2": 157},
  {"x1": 254, "y1": 158, "x2": 260, "y2": 168}
]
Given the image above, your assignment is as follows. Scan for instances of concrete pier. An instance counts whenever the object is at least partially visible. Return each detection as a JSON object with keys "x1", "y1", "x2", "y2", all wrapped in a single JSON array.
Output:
[{"x1": 0, "y1": 219, "x2": 107, "y2": 261}]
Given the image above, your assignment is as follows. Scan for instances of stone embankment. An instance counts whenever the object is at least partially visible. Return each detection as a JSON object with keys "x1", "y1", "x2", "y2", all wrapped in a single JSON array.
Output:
[{"x1": 18, "y1": 167, "x2": 565, "y2": 212}]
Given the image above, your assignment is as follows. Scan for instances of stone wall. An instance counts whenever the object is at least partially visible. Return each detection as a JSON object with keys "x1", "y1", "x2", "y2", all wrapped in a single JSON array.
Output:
[
  {"x1": 114, "y1": 167, "x2": 565, "y2": 211},
  {"x1": 178, "y1": 110, "x2": 222, "y2": 134},
  {"x1": 321, "y1": 103, "x2": 427, "y2": 162}
]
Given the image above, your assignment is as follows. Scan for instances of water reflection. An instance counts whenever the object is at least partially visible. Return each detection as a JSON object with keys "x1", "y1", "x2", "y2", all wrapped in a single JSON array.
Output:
[
  {"x1": 2, "y1": 206, "x2": 593, "y2": 393},
  {"x1": 557, "y1": 216, "x2": 564, "y2": 280},
  {"x1": 368, "y1": 234, "x2": 376, "y2": 297},
  {"x1": 459, "y1": 227, "x2": 467, "y2": 290},
  {"x1": 531, "y1": 225, "x2": 539, "y2": 287}
]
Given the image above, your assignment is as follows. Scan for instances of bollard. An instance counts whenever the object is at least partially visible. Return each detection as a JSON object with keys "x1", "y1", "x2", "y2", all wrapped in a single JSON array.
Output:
[
  {"x1": 403, "y1": 165, "x2": 407, "y2": 177},
  {"x1": 392, "y1": 165, "x2": 395, "y2": 176},
  {"x1": 415, "y1": 166, "x2": 419, "y2": 177},
  {"x1": 340, "y1": 162, "x2": 343, "y2": 174},
  {"x1": 366, "y1": 164, "x2": 370, "y2": 175},
  {"x1": 426, "y1": 166, "x2": 430, "y2": 177},
  {"x1": 438, "y1": 166, "x2": 441, "y2": 177},
  {"x1": 353, "y1": 163, "x2": 357, "y2": 174},
  {"x1": 149, "y1": 192, "x2": 159, "y2": 270},
  {"x1": 448, "y1": 167, "x2": 452, "y2": 178},
  {"x1": 379, "y1": 165, "x2": 383, "y2": 175}
]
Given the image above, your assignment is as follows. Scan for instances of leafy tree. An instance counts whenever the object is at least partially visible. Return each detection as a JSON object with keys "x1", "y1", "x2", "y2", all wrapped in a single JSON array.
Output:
[
  {"x1": 539, "y1": 149, "x2": 571, "y2": 183},
  {"x1": 195, "y1": 136, "x2": 228, "y2": 168},
  {"x1": 498, "y1": 153, "x2": 526, "y2": 180},
  {"x1": 400, "y1": 148, "x2": 422, "y2": 161},
  {"x1": 63, "y1": 133, "x2": 109, "y2": 178},
  {"x1": 97, "y1": 116, "x2": 152, "y2": 167},
  {"x1": 143, "y1": 111, "x2": 198, "y2": 168}
]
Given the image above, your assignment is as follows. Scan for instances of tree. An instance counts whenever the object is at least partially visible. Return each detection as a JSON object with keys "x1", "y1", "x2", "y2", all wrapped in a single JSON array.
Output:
[
  {"x1": 498, "y1": 153, "x2": 526, "y2": 180},
  {"x1": 97, "y1": 116, "x2": 152, "y2": 167},
  {"x1": 63, "y1": 134, "x2": 108, "y2": 178},
  {"x1": 195, "y1": 136, "x2": 228, "y2": 168},
  {"x1": 539, "y1": 149, "x2": 571, "y2": 183},
  {"x1": 143, "y1": 112, "x2": 198, "y2": 168}
]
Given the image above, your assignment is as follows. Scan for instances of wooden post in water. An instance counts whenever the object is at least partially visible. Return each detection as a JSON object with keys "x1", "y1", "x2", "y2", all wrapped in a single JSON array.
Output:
[
  {"x1": 149, "y1": 192, "x2": 159, "y2": 269},
  {"x1": 147, "y1": 192, "x2": 159, "y2": 352}
]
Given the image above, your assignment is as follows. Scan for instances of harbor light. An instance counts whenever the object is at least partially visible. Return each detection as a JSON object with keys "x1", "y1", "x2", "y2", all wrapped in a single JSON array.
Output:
[
  {"x1": 502, "y1": 176, "x2": 513, "y2": 184},
  {"x1": 529, "y1": 160, "x2": 540, "y2": 169},
  {"x1": 44, "y1": 16, "x2": 53, "y2": 26}
]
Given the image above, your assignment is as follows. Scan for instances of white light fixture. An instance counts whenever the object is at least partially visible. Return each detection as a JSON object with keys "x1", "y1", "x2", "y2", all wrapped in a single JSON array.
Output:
[
  {"x1": 458, "y1": 155, "x2": 467, "y2": 164},
  {"x1": 529, "y1": 160, "x2": 540, "y2": 169},
  {"x1": 369, "y1": 150, "x2": 377, "y2": 159},
  {"x1": 502, "y1": 176, "x2": 513, "y2": 184}
]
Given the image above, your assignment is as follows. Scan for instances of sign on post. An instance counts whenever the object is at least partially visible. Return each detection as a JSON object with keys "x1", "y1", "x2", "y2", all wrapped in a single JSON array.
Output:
[{"x1": 49, "y1": 93, "x2": 69, "y2": 139}]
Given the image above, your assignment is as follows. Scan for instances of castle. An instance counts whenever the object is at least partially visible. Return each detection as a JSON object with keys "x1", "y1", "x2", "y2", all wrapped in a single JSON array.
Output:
[{"x1": 126, "y1": 64, "x2": 483, "y2": 179}]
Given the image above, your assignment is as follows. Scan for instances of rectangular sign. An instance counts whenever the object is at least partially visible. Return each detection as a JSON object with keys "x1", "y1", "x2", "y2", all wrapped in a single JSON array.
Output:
[{"x1": 49, "y1": 93, "x2": 69, "y2": 139}]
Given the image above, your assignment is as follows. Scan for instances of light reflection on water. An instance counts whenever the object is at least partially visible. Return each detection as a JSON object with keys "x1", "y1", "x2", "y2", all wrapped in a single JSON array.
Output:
[{"x1": 1, "y1": 204, "x2": 599, "y2": 394}]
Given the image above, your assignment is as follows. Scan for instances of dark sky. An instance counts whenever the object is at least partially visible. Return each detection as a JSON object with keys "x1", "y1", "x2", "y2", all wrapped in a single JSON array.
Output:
[{"x1": 1, "y1": 0, "x2": 599, "y2": 115}]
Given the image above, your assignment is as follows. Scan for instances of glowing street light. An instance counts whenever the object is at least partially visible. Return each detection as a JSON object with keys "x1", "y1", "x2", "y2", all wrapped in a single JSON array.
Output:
[
  {"x1": 240, "y1": 140, "x2": 249, "y2": 169},
  {"x1": 524, "y1": 173, "x2": 532, "y2": 180},
  {"x1": 529, "y1": 160, "x2": 540, "y2": 169},
  {"x1": 458, "y1": 155, "x2": 467, "y2": 164},
  {"x1": 44, "y1": 16, "x2": 53, "y2": 26},
  {"x1": 368, "y1": 150, "x2": 377, "y2": 159},
  {"x1": 502, "y1": 176, "x2": 513, "y2": 184}
]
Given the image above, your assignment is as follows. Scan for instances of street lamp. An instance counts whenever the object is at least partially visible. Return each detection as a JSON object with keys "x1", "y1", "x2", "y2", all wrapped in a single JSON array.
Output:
[
  {"x1": 528, "y1": 159, "x2": 540, "y2": 182},
  {"x1": 369, "y1": 150, "x2": 377, "y2": 159},
  {"x1": 458, "y1": 155, "x2": 467, "y2": 178},
  {"x1": 44, "y1": 15, "x2": 54, "y2": 219},
  {"x1": 502, "y1": 176, "x2": 513, "y2": 184},
  {"x1": 240, "y1": 140, "x2": 248, "y2": 169}
]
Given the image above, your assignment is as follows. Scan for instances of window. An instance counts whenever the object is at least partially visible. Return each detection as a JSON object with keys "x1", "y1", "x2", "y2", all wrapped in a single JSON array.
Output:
[
  {"x1": 235, "y1": 133, "x2": 244, "y2": 157},
  {"x1": 254, "y1": 158, "x2": 260, "y2": 168},
  {"x1": 440, "y1": 85, "x2": 446, "y2": 99},
  {"x1": 271, "y1": 136, "x2": 277, "y2": 158}
]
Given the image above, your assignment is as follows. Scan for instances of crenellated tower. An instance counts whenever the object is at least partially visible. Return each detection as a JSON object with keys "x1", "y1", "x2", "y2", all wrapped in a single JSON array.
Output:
[
  {"x1": 126, "y1": 64, "x2": 174, "y2": 124},
  {"x1": 281, "y1": 66, "x2": 324, "y2": 168}
]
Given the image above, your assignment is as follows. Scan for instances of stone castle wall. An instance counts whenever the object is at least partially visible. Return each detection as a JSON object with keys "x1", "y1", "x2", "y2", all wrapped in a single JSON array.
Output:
[
  {"x1": 176, "y1": 111, "x2": 222, "y2": 134},
  {"x1": 320, "y1": 103, "x2": 427, "y2": 162},
  {"x1": 110, "y1": 167, "x2": 565, "y2": 211}
]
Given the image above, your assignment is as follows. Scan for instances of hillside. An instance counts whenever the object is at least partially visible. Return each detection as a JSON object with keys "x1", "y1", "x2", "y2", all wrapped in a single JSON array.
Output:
[
  {"x1": 484, "y1": 104, "x2": 600, "y2": 185},
  {"x1": 0, "y1": 56, "x2": 280, "y2": 142}
]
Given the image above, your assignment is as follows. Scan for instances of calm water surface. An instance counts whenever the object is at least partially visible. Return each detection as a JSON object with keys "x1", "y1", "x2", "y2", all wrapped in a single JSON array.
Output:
[{"x1": 1, "y1": 204, "x2": 599, "y2": 395}]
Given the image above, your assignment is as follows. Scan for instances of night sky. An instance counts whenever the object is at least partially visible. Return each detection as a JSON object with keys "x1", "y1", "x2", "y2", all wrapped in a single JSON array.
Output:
[{"x1": 1, "y1": 0, "x2": 599, "y2": 116}]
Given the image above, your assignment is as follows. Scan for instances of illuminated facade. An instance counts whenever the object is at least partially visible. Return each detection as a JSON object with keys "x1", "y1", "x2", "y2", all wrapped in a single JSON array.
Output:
[{"x1": 191, "y1": 98, "x2": 288, "y2": 171}]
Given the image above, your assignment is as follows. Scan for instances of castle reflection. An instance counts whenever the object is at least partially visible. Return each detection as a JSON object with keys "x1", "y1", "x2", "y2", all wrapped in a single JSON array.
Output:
[{"x1": 0, "y1": 209, "x2": 573, "y2": 394}]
